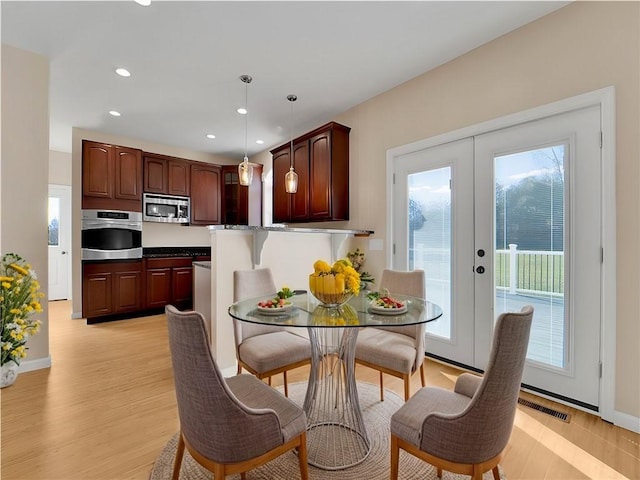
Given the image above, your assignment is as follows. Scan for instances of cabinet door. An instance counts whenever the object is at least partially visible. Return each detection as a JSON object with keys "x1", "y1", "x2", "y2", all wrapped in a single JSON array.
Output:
[
  {"x1": 272, "y1": 147, "x2": 292, "y2": 223},
  {"x1": 82, "y1": 141, "x2": 113, "y2": 200},
  {"x1": 291, "y1": 141, "x2": 310, "y2": 222},
  {"x1": 114, "y1": 146, "x2": 143, "y2": 201},
  {"x1": 172, "y1": 267, "x2": 193, "y2": 309},
  {"x1": 308, "y1": 130, "x2": 332, "y2": 220},
  {"x1": 113, "y1": 269, "x2": 142, "y2": 313},
  {"x1": 168, "y1": 160, "x2": 190, "y2": 196},
  {"x1": 190, "y1": 164, "x2": 221, "y2": 225},
  {"x1": 83, "y1": 270, "x2": 113, "y2": 318},
  {"x1": 146, "y1": 268, "x2": 172, "y2": 309},
  {"x1": 222, "y1": 166, "x2": 241, "y2": 224},
  {"x1": 144, "y1": 156, "x2": 167, "y2": 193}
]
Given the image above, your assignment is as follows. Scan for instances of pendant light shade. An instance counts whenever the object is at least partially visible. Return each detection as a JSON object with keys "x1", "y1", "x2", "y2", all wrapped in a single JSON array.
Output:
[
  {"x1": 285, "y1": 94, "x2": 298, "y2": 194},
  {"x1": 238, "y1": 75, "x2": 253, "y2": 186}
]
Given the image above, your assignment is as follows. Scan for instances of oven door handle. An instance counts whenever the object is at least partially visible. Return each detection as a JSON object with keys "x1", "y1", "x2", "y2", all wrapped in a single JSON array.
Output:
[{"x1": 82, "y1": 221, "x2": 142, "y2": 230}]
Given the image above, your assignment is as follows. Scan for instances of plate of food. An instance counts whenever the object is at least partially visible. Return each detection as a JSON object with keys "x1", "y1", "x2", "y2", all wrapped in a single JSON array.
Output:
[
  {"x1": 368, "y1": 294, "x2": 408, "y2": 315},
  {"x1": 256, "y1": 287, "x2": 295, "y2": 315},
  {"x1": 256, "y1": 302, "x2": 293, "y2": 315}
]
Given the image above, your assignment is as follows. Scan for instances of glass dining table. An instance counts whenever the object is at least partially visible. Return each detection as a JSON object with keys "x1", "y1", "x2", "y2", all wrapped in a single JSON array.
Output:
[{"x1": 228, "y1": 291, "x2": 442, "y2": 470}]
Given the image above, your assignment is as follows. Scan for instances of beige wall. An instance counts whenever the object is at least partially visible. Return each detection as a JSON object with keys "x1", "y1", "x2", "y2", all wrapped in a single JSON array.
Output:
[
  {"x1": 1, "y1": 45, "x2": 50, "y2": 369},
  {"x1": 70, "y1": 128, "x2": 237, "y2": 317},
  {"x1": 333, "y1": 2, "x2": 638, "y2": 418},
  {"x1": 49, "y1": 150, "x2": 72, "y2": 186}
]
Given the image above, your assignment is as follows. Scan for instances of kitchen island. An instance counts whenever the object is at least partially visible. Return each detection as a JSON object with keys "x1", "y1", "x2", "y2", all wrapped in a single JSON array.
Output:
[{"x1": 194, "y1": 225, "x2": 373, "y2": 375}]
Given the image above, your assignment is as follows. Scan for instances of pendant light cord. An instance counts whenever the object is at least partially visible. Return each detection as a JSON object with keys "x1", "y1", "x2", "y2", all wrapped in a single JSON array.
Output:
[
  {"x1": 288, "y1": 94, "x2": 297, "y2": 167},
  {"x1": 244, "y1": 79, "x2": 248, "y2": 160}
]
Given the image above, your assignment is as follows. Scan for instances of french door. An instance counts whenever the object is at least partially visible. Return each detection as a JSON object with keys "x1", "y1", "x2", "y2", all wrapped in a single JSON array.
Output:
[{"x1": 393, "y1": 106, "x2": 602, "y2": 409}]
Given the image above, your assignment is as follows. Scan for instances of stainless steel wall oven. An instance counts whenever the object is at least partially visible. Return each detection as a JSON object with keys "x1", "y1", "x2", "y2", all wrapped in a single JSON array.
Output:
[{"x1": 81, "y1": 210, "x2": 142, "y2": 260}]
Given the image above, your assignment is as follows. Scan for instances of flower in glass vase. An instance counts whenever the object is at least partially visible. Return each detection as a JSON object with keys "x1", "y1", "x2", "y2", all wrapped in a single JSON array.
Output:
[
  {"x1": 1, "y1": 253, "x2": 44, "y2": 386},
  {"x1": 309, "y1": 258, "x2": 360, "y2": 306}
]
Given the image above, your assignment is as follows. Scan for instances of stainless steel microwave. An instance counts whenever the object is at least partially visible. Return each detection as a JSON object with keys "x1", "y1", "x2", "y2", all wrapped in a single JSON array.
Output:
[{"x1": 143, "y1": 193, "x2": 190, "y2": 223}]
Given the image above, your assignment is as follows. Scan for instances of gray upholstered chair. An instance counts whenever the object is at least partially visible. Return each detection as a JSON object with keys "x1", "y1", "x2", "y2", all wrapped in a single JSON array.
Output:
[
  {"x1": 233, "y1": 268, "x2": 311, "y2": 397},
  {"x1": 354, "y1": 269, "x2": 426, "y2": 401},
  {"x1": 165, "y1": 305, "x2": 309, "y2": 480},
  {"x1": 390, "y1": 305, "x2": 534, "y2": 480}
]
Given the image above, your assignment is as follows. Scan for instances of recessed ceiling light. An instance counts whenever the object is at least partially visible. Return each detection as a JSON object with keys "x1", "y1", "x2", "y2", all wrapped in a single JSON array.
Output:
[
  {"x1": 206, "y1": 134, "x2": 216, "y2": 139},
  {"x1": 237, "y1": 108, "x2": 247, "y2": 115},
  {"x1": 109, "y1": 110, "x2": 121, "y2": 117},
  {"x1": 134, "y1": 0, "x2": 151, "y2": 6},
  {"x1": 256, "y1": 140, "x2": 264, "y2": 145},
  {"x1": 115, "y1": 68, "x2": 131, "y2": 77}
]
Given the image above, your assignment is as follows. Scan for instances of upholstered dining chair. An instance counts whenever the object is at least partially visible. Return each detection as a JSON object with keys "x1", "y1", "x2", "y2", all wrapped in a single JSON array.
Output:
[
  {"x1": 165, "y1": 305, "x2": 309, "y2": 480},
  {"x1": 390, "y1": 305, "x2": 534, "y2": 480},
  {"x1": 354, "y1": 269, "x2": 426, "y2": 401},
  {"x1": 233, "y1": 268, "x2": 312, "y2": 397}
]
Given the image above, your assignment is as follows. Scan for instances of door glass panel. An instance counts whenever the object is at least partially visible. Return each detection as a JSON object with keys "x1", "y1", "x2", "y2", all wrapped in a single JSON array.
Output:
[
  {"x1": 494, "y1": 145, "x2": 566, "y2": 368},
  {"x1": 48, "y1": 197, "x2": 60, "y2": 246},
  {"x1": 408, "y1": 167, "x2": 451, "y2": 339}
]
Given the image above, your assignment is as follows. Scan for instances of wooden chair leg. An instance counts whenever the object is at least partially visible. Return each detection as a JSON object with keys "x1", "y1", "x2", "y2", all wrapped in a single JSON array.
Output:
[
  {"x1": 283, "y1": 370, "x2": 289, "y2": 397},
  {"x1": 213, "y1": 463, "x2": 225, "y2": 480},
  {"x1": 298, "y1": 432, "x2": 309, "y2": 480},
  {"x1": 472, "y1": 464, "x2": 483, "y2": 480},
  {"x1": 240, "y1": 473, "x2": 246, "y2": 480},
  {"x1": 437, "y1": 467, "x2": 443, "y2": 478},
  {"x1": 237, "y1": 364, "x2": 242, "y2": 375},
  {"x1": 390, "y1": 434, "x2": 399, "y2": 480},
  {"x1": 420, "y1": 363, "x2": 426, "y2": 387},
  {"x1": 403, "y1": 374, "x2": 410, "y2": 401},
  {"x1": 380, "y1": 371, "x2": 385, "y2": 401},
  {"x1": 171, "y1": 433, "x2": 185, "y2": 480},
  {"x1": 492, "y1": 465, "x2": 501, "y2": 480},
  {"x1": 268, "y1": 376, "x2": 272, "y2": 386}
]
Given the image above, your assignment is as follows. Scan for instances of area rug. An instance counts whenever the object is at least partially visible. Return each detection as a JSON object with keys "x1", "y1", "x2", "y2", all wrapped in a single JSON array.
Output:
[{"x1": 149, "y1": 382, "x2": 504, "y2": 480}]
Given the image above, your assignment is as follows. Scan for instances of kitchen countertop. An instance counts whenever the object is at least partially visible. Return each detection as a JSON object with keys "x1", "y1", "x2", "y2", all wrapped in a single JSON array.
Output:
[
  {"x1": 142, "y1": 246, "x2": 211, "y2": 258},
  {"x1": 207, "y1": 225, "x2": 373, "y2": 236},
  {"x1": 192, "y1": 261, "x2": 211, "y2": 269}
]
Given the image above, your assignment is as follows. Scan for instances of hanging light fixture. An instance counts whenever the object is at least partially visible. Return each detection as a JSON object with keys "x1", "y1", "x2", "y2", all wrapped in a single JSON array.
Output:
[
  {"x1": 238, "y1": 75, "x2": 253, "y2": 186},
  {"x1": 285, "y1": 94, "x2": 299, "y2": 194}
]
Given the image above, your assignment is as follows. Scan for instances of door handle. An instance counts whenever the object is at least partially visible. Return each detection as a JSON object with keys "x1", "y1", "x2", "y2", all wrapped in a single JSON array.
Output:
[
  {"x1": 475, "y1": 266, "x2": 485, "y2": 274},
  {"x1": 61, "y1": 251, "x2": 67, "y2": 255}
]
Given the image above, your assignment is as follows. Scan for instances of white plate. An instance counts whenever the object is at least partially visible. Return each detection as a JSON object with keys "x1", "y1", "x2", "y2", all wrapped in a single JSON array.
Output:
[
  {"x1": 368, "y1": 304, "x2": 408, "y2": 315},
  {"x1": 256, "y1": 304, "x2": 293, "y2": 315}
]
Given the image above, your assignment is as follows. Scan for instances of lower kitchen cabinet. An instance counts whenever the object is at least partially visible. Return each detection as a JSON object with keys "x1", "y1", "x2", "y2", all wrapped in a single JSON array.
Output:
[
  {"x1": 83, "y1": 261, "x2": 143, "y2": 321},
  {"x1": 145, "y1": 257, "x2": 194, "y2": 311}
]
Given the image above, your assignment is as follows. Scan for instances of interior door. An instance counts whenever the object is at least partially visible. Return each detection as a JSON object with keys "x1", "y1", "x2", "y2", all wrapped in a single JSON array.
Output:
[
  {"x1": 48, "y1": 185, "x2": 72, "y2": 300},
  {"x1": 393, "y1": 106, "x2": 602, "y2": 409}
]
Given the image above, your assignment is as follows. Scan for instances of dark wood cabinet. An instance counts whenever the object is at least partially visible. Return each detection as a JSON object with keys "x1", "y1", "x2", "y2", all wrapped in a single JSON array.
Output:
[
  {"x1": 143, "y1": 153, "x2": 190, "y2": 196},
  {"x1": 145, "y1": 258, "x2": 194, "y2": 310},
  {"x1": 82, "y1": 261, "x2": 143, "y2": 320},
  {"x1": 190, "y1": 163, "x2": 221, "y2": 225},
  {"x1": 271, "y1": 122, "x2": 349, "y2": 223},
  {"x1": 82, "y1": 140, "x2": 143, "y2": 211},
  {"x1": 221, "y1": 164, "x2": 263, "y2": 225}
]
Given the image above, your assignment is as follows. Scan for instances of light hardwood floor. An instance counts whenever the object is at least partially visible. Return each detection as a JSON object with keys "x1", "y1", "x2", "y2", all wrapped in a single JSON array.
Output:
[{"x1": 1, "y1": 300, "x2": 638, "y2": 480}]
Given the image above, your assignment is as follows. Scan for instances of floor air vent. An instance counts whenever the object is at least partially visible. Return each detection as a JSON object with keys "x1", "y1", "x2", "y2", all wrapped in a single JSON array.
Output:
[{"x1": 517, "y1": 398, "x2": 571, "y2": 422}]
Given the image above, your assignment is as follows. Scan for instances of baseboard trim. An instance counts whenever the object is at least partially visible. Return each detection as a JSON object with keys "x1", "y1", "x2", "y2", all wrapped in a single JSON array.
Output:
[
  {"x1": 18, "y1": 355, "x2": 52, "y2": 373},
  {"x1": 614, "y1": 410, "x2": 640, "y2": 434},
  {"x1": 71, "y1": 311, "x2": 83, "y2": 319}
]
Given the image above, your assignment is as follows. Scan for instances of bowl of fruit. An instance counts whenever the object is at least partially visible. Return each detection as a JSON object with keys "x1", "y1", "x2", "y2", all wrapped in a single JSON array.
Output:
[{"x1": 257, "y1": 287, "x2": 295, "y2": 315}]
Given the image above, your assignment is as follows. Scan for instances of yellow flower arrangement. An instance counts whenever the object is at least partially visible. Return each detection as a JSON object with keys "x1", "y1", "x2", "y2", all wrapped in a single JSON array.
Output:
[
  {"x1": 309, "y1": 257, "x2": 361, "y2": 305},
  {"x1": 1, "y1": 253, "x2": 44, "y2": 366}
]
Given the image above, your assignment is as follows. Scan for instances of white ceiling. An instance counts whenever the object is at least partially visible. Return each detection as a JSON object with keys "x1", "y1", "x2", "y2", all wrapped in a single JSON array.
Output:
[{"x1": 1, "y1": 1, "x2": 568, "y2": 159}]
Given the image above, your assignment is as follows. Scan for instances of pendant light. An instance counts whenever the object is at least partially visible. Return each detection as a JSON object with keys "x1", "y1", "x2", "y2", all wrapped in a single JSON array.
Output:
[
  {"x1": 284, "y1": 94, "x2": 299, "y2": 194},
  {"x1": 238, "y1": 75, "x2": 253, "y2": 186}
]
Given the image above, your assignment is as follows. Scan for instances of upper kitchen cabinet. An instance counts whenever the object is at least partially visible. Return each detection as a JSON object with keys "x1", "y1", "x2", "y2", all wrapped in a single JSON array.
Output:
[
  {"x1": 271, "y1": 122, "x2": 350, "y2": 223},
  {"x1": 82, "y1": 140, "x2": 143, "y2": 212},
  {"x1": 143, "y1": 153, "x2": 190, "y2": 196},
  {"x1": 190, "y1": 163, "x2": 221, "y2": 225},
  {"x1": 221, "y1": 164, "x2": 263, "y2": 225}
]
